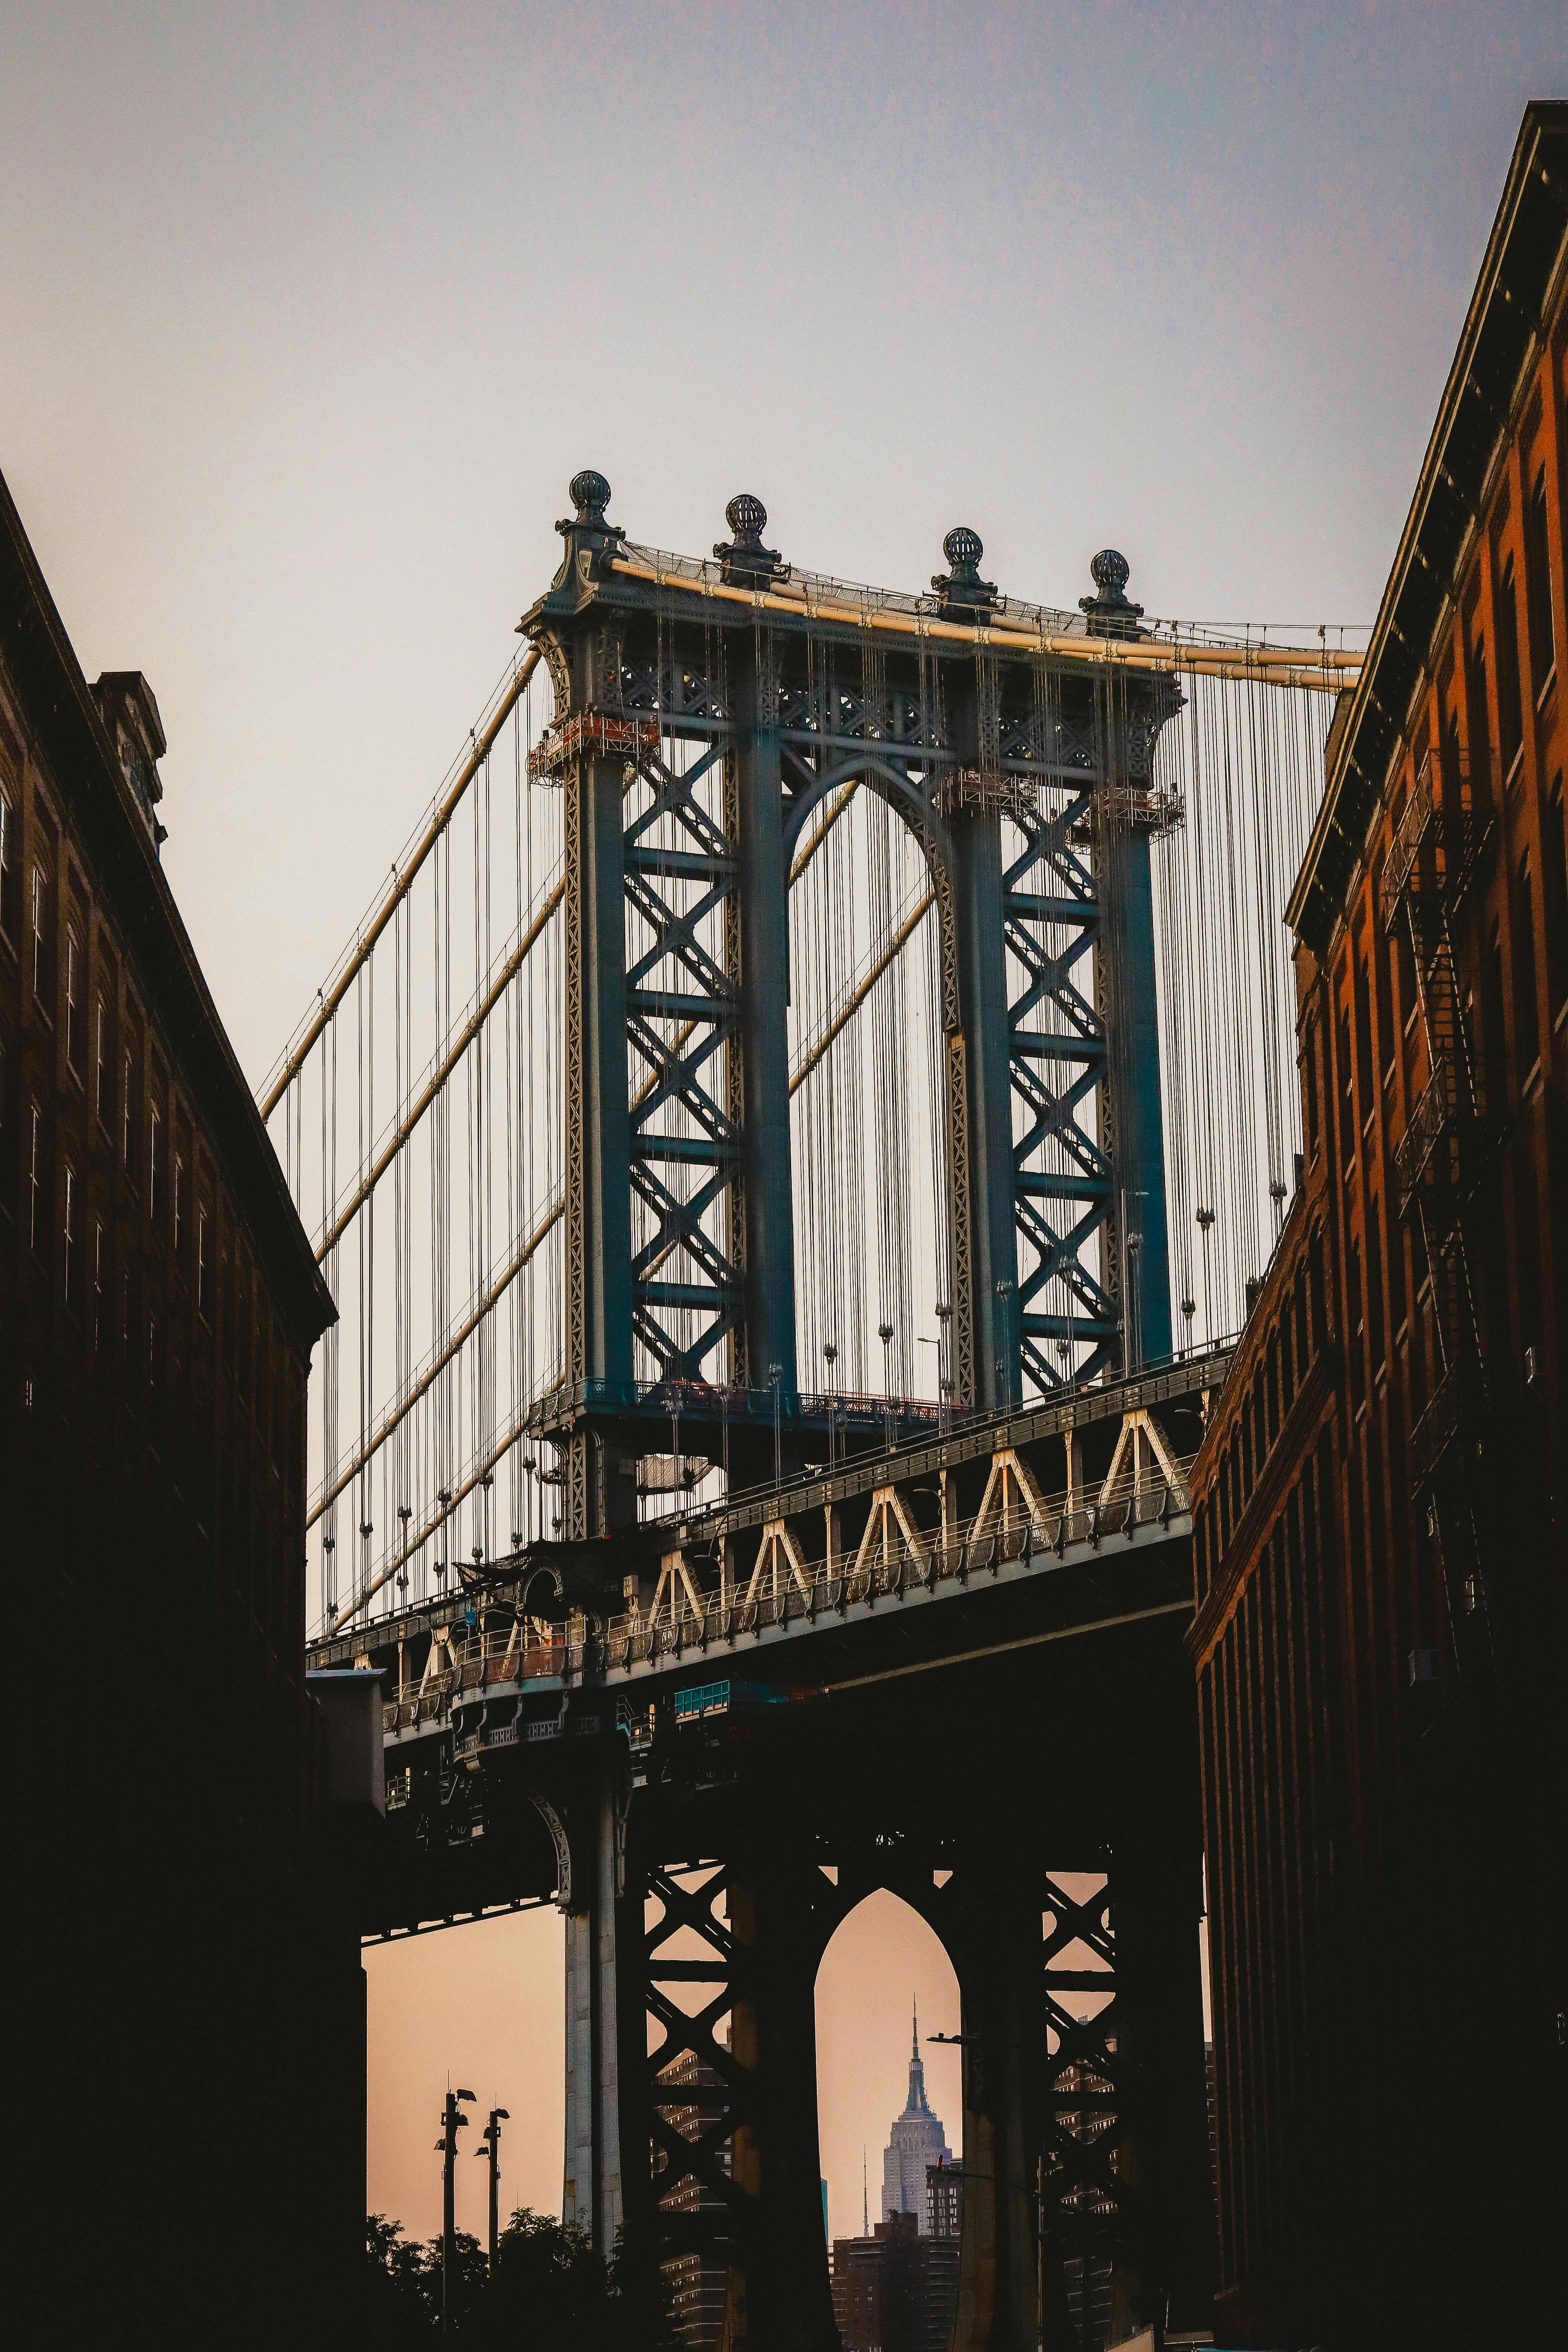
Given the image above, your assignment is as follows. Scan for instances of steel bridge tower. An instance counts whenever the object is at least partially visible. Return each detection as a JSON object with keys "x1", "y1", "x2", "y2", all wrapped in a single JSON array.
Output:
[{"x1": 522, "y1": 473, "x2": 1176, "y2": 1541}]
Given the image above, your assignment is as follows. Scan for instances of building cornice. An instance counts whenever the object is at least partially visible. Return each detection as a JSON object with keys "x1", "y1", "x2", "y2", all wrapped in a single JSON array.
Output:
[
  {"x1": 1288, "y1": 101, "x2": 1568, "y2": 961},
  {"x1": 0, "y1": 468, "x2": 335, "y2": 1351}
]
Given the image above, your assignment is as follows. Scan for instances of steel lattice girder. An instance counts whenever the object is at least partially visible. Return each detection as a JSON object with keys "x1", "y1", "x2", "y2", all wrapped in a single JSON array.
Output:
[
  {"x1": 625, "y1": 741, "x2": 743, "y2": 1377},
  {"x1": 1005, "y1": 779, "x2": 1118, "y2": 1390}
]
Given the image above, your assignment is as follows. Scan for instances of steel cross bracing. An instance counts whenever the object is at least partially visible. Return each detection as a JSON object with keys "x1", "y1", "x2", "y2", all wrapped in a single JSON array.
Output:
[
  {"x1": 622, "y1": 729, "x2": 743, "y2": 1378},
  {"x1": 998, "y1": 703, "x2": 1119, "y2": 1388}
]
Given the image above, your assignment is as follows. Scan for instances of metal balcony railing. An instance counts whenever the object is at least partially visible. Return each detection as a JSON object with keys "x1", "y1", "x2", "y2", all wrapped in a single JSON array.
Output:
[
  {"x1": 1394, "y1": 1057, "x2": 1463, "y2": 1211},
  {"x1": 1409, "y1": 1364, "x2": 1464, "y2": 1491},
  {"x1": 1380, "y1": 752, "x2": 1496, "y2": 934}
]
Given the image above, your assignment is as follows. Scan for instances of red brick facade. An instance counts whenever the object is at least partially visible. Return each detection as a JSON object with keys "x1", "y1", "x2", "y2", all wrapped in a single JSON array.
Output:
[
  {"x1": 1, "y1": 470, "x2": 338, "y2": 2346},
  {"x1": 1190, "y1": 106, "x2": 1567, "y2": 2347}
]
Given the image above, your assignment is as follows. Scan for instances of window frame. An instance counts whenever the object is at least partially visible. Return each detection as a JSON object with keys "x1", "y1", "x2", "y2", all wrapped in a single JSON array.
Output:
[
  {"x1": 0, "y1": 785, "x2": 18, "y2": 944},
  {"x1": 30, "y1": 859, "x2": 51, "y2": 1003},
  {"x1": 63, "y1": 1160, "x2": 79, "y2": 1313},
  {"x1": 64, "y1": 927, "x2": 84, "y2": 1078}
]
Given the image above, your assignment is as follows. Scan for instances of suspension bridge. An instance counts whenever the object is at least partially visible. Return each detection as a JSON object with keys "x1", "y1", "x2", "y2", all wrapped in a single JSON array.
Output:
[{"x1": 282, "y1": 473, "x2": 1358, "y2": 2348}]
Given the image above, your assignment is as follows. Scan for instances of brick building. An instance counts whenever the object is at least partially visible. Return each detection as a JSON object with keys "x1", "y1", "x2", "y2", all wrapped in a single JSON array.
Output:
[
  {"x1": 1188, "y1": 105, "x2": 1567, "y2": 2347},
  {"x1": 1, "y1": 471, "x2": 342, "y2": 2344},
  {"x1": 831, "y1": 2209, "x2": 961, "y2": 2352},
  {"x1": 655, "y1": 2047, "x2": 731, "y2": 2347}
]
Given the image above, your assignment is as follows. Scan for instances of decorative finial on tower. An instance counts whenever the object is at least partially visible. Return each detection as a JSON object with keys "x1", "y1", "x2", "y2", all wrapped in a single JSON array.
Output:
[
  {"x1": 552, "y1": 470, "x2": 625, "y2": 583},
  {"x1": 568, "y1": 469, "x2": 612, "y2": 526},
  {"x1": 1080, "y1": 548, "x2": 1144, "y2": 638},
  {"x1": 931, "y1": 525, "x2": 998, "y2": 619},
  {"x1": 714, "y1": 492, "x2": 786, "y2": 586},
  {"x1": 912, "y1": 2001, "x2": 919, "y2": 2060}
]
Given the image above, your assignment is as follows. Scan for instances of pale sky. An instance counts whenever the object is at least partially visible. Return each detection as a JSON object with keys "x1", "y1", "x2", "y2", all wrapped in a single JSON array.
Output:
[{"x1": 6, "y1": 0, "x2": 1563, "y2": 2253}]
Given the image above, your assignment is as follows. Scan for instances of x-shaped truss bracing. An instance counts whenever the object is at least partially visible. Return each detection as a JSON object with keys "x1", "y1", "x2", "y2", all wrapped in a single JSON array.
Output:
[
  {"x1": 644, "y1": 1864, "x2": 744, "y2": 2256},
  {"x1": 624, "y1": 743, "x2": 743, "y2": 1378},
  {"x1": 1004, "y1": 758, "x2": 1118, "y2": 1395}
]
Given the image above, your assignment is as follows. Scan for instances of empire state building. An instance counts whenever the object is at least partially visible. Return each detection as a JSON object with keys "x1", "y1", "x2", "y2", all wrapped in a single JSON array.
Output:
[{"x1": 881, "y1": 2009, "x2": 951, "y2": 2231}]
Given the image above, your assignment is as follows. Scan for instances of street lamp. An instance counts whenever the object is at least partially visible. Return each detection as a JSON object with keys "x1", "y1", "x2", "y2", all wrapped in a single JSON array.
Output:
[
  {"x1": 435, "y1": 2088, "x2": 475, "y2": 2338},
  {"x1": 477, "y1": 2107, "x2": 510, "y2": 2270}
]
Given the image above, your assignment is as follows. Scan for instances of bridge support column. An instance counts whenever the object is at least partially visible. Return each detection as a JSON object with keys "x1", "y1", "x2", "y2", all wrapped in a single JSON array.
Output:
[
  {"x1": 1109, "y1": 1715, "x2": 1216, "y2": 2335},
  {"x1": 562, "y1": 739, "x2": 637, "y2": 1537},
  {"x1": 952, "y1": 1893, "x2": 1041, "y2": 2352},
  {"x1": 722, "y1": 1839, "x2": 839, "y2": 2352},
  {"x1": 1096, "y1": 818, "x2": 1172, "y2": 1371},
  {"x1": 949, "y1": 807, "x2": 1022, "y2": 1414},
  {"x1": 730, "y1": 634, "x2": 798, "y2": 1399},
  {"x1": 558, "y1": 1756, "x2": 642, "y2": 2252}
]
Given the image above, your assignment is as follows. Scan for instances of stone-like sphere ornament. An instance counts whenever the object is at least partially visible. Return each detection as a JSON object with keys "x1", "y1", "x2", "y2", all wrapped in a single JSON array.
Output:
[
  {"x1": 943, "y1": 525, "x2": 985, "y2": 577},
  {"x1": 1090, "y1": 548, "x2": 1131, "y2": 603},
  {"x1": 725, "y1": 493, "x2": 769, "y2": 549},
  {"x1": 569, "y1": 469, "x2": 612, "y2": 525},
  {"x1": 1080, "y1": 546, "x2": 1144, "y2": 632},
  {"x1": 931, "y1": 523, "x2": 997, "y2": 614},
  {"x1": 714, "y1": 491, "x2": 783, "y2": 583}
]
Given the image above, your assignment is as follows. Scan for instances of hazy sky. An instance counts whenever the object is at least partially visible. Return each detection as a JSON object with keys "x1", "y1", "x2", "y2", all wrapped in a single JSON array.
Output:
[{"x1": 5, "y1": 0, "x2": 1563, "y2": 2254}]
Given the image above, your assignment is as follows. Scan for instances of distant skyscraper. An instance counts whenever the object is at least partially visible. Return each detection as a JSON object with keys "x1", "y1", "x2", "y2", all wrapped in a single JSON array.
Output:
[{"x1": 882, "y1": 2007, "x2": 951, "y2": 2233}]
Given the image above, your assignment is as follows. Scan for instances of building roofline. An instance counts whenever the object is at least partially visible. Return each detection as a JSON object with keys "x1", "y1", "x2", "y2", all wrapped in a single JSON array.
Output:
[
  {"x1": 0, "y1": 466, "x2": 335, "y2": 1348},
  {"x1": 1287, "y1": 99, "x2": 1568, "y2": 957}
]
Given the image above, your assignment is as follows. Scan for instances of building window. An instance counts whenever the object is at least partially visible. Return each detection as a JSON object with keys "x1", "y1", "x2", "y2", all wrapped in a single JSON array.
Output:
[
  {"x1": 93, "y1": 1220, "x2": 105, "y2": 1355},
  {"x1": 0, "y1": 1041, "x2": 11, "y2": 1210},
  {"x1": 1548, "y1": 776, "x2": 1567, "y2": 1020},
  {"x1": 122, "y1": 1269, "x2": 136, "y2": 1412},
  {"x1": 65, "y1": 930, "x2": 83, "y2": 1075},
  {"x1": 148, "y1": 1313, "x2": 162, "y2": 1454},
  {"x1": 29, "y1": 1101, "x2": 43, "y2": 1253},
  {"x1": 149, "y1": 1105, "x2": 162, "y2": 1222},
  {"x1": 95, "y1": 996, "x2": 113, "y2": 1130},
  {"x1": 1516, "y1": 852, "x2": 1539, "y2": 1075},
  {"x1": 1496, "y1": 557, "x2": 1524, "y2": 775},
  {"x1": 63, "y1": 1163, "x2": 78, "y2": 1311},
  {"x1": 1466, "y1": 632, "x2": 1491, "y2": 781},
  {"x1": 173, "y1": 1151, "x2": 185, "y2": 1265},
  {"x1": 198, "y1": 1207, "x2": 213, "y2": 1321},
  {"x1": 122, "y1": 1048, "x2": 136, "y2": 1173},
  {"x1": 0, "y1": 788, "x2": 17, "y2": 942},
  {"x1": 1525, "y1": 465, "x2": 1557, "y2": 697},
  {"x1": 31, "y1": 862, "x2": 50, "y2": 1001}
]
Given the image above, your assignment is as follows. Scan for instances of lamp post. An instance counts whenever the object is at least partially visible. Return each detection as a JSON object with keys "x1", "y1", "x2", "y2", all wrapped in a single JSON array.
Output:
[
  {"x1": 477, "y1": 2106, "x2": 509, "y2": 2270},
  {"x1": 769, "y1": 1361, "x2": 782, "y2": 1490},
  {"x1": 436, "y1": 2087, "x2": 475, "y2": 2337}
]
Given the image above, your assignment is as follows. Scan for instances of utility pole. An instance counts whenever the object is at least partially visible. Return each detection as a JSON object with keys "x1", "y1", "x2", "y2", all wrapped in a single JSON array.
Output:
[
  {"x1": 436, "y1": 2086, "x2": 475, "y2": 2337},
  {"x1": 477, "y1": 2106, "x2": 509, "y2": 2271}
]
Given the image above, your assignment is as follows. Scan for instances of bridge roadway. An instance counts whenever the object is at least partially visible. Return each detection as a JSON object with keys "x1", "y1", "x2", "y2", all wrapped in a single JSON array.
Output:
[{"x1": 311, "y1": 1348, "x2": 1228, "y2": 1928}]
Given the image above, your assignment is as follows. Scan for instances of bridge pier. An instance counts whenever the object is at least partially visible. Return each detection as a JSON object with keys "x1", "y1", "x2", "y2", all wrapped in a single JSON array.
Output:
[
  {"x1": 951, "y1": 1885, "x2": 1044, "y2": 2352},
  {"x1": 1106, "y1": 1710, "x2": 1216, "y2": 2335},
  {"x1": 555, "y1": 1759, "x2": 640, "y2": 2250},
  {"x1": 722, "y1": 1837, "x2": 841, "y2": 2351}
]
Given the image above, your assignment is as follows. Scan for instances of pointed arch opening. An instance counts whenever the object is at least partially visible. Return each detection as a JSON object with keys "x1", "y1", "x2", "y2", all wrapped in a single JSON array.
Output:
[{"x1": 814, "y1": 1889, "x2": 964, "y2": 2255}]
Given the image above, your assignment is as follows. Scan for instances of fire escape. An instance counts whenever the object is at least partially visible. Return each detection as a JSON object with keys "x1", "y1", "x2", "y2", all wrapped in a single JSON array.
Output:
[{"x1": 1380, "y1": 742, "x2": 1496, "y2": 1658}]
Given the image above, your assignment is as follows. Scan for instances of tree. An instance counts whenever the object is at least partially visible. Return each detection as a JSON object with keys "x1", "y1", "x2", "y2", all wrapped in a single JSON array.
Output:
[
  {"x1": 365, "y1": 2213, "x2": 438, "y2": 2346},
  {"x1": 426, "y1": 2227, "x2": 488, "y2": 2340},
  {"x1": 486, "y1": 2208, "x2": 613, "y2": 2346},
  {"x1": 606, "y1": 2220, "x2": 682, "y2": 2352}
]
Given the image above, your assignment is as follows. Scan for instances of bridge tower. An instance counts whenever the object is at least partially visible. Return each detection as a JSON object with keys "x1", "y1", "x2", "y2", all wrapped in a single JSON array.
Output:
[{"x1": 521, "y1": 474, "x2": 1176, "y2": 1539}]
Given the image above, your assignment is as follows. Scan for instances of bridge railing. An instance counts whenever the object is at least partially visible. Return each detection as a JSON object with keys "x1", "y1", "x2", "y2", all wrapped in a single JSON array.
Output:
[{"x1": 377, "y1": 1453, "x2": 1194, "y2": 1718}]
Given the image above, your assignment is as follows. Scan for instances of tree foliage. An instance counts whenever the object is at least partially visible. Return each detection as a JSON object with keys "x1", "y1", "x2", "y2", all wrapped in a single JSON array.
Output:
[{"x1": 364, "y1": 2207, "x2": 680, "y2": 2347}]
